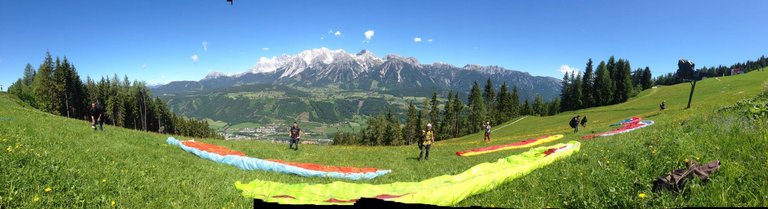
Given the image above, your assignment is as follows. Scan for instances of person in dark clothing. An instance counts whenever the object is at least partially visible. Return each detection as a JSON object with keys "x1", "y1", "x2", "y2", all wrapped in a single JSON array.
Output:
[
  {"x1": 89, "y1": 102, "x2": 104, "y2": 131},
  {"x1": 418, "y1": 123, "x2": 435, "y2": 161},
  {"x1": 569, "y1": 115, "x2": 580, "y2": 133},
  {"x1": 660, "y1": 101, "x2": 666, "y2": 111},
  {"x1": 418, "y1": 129, "x2": 425, "y2": 153},
  {"x1": 288, "y1": 122, "x2": 302, "y2": 151},
  {"x1": 580, "y1": 115, "x2": 588, "y2": 128}
]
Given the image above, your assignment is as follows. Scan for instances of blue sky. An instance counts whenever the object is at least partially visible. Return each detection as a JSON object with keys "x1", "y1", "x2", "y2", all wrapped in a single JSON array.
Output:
[{"x1": 1, "y1": 0, "x2": 767, "y2": 89}]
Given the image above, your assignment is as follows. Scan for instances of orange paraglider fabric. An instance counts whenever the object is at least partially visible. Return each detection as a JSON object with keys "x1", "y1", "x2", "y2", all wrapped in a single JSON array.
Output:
[{"x1": 175, "y1": 139, "x2": 388, "y2": 175}]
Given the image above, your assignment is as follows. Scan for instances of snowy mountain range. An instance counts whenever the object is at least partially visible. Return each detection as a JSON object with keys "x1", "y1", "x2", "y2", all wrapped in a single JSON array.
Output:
[{"x1": 154, "y1": 47, "x2": 562, "y2": 100}]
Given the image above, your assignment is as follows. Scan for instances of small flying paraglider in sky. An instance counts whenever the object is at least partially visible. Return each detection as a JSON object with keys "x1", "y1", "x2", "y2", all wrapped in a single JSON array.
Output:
[{"x1": 227, "y1": 0, "x2": 233, "y2": 5}]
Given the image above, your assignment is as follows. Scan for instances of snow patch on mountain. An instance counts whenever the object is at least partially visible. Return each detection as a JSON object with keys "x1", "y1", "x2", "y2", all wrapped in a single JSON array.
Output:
[{"x1": 250, "y1": 55, "x2": 291, "y2": 74}]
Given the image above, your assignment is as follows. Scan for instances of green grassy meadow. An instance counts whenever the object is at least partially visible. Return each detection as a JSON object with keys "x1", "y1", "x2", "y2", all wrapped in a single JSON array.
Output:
[{"x1": 1, "y1": 70, "x2": 767, "y2": 208}]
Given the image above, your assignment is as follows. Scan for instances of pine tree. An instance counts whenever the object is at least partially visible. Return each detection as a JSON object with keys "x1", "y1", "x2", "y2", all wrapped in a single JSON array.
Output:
[
  {"x1": 404, "y1": 101, "x2": 418, "y2": 145},
  {"x1": 416, "y1": 105, "x2": 423, "y2": 139},
  {"x1": 594, "y1": 61, "x2": 613, "y2": 106},
  {"x1": 548, "y1": 98, "x2": 561, "y2": 115},
  {"x1": 521, "y1": 98, "x2": 532, "y2": 116},
  {"x1": 532, "y1": 95, "x2": 545, "y2": 116},
  {"x1": 624, "y1": 60, "x2": 634, "y2": 99},
  {"x1": 615, "y1": 59, "x2": 626, "y2": 103},
  {"x1": 392, "y1": 118, "x2": 403, "y2": 145},
  {"x1": 9, "y1": 64, "x2": 37, "y2": 107},
  {"x1": 495, "y1": 82, "x2": 511, "y2": 124},
  {"x1": 67, "y1": 61, "x2": 86, "y2": 119},
  {"x1": 429, "y1": 92, "x2": 440, "y2": 129},
  {"x1": 363, "y1": 116, "x2": 377, "y2": 145},
  {"x1": 385, "y1": 108, "x2": 396, "y2": 145},
  {"x1": 451, "y1": 92, "x2": 464, "y2": 137},
  {"x1": 50, "y1": 57, "x2": 67, "y2": 116},
  {"x1": 440, "y1": 92, "x2": 455, "y2": 140},
  {"x1": 607, "y1": 56, "x2": 617, "y2": 82},
  {"x1": 375, "y1": 114, "x2": 387, "y2": 145},
  {"x1": 606, "y1": 57, "x2": 617, "y2": 104},
  {"x1": 642, "y1": 67, "x2": 653, "y2": 90},
  {"x1": 33, "y1": 52, "x2": 56, "y2": 114},
  {"x1": 134, "y1": 82, "x2": 153, "y2": 131},
  {"x1": 95, "y1": 76, "x2": 108, "y2": 105},
  {"x1": 614, "y1": 59, "x2": 633, "y2": 103},
  {"x1": 631, "y1": 68, "x2": 642, "y2": 88},
  {"x1": 482, "y1": 77, "x2": 495, "y2": 123},
  {"x1": 560, "y1": 72, "x2": 571, "y2": 111},
  {"x1": 23, "y1": 63, "x2": 36, "y2": 86},
  {"x1": 572, "y1": 72, "x2": 584, "y2": 109},
  {"x1": 468, "y1": 81, "x2": 486, "y2": 133},
  {"x1": 582, "y1": 59, "x2": 595, "y2": 107},
  {"x1": 421, "y1": 98, "x2": 429, "y2": 129},
  {"x1": 51, "y1": 57, "x2": 85, "y2": 118},
  {"x1": 510, "y1": 85, "x2": 520, "y2": 118},
  {"x1": 153, "y1": 97, "x2": 168, "y2": 133}
]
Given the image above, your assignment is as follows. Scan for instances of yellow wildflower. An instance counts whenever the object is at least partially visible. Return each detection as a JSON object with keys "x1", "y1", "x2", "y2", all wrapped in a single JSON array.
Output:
[
  {"x1": 44, "y1": 187, "x2": 52, "y2": 193},
  {"x1": 638, "y1": 192, "x2": 647, "y2": 199},
  {"x1": 102, "y1": 178, "x2": 107, "y2": 182},
  {"x1": 33, "y1": 196, "x2": 40, "y2": 202},
  {"x1": 111, "y1": 200, "x2": 116, "y2": 207}
]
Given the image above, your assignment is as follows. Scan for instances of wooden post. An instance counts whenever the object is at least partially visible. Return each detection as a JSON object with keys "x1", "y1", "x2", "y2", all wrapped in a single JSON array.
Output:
[{"x1": 686, "y1": 79, "x2": 697, "y2": 109}]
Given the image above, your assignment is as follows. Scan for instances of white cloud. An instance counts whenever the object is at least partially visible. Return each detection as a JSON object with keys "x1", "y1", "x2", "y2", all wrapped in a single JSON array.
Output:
[
  {"x1": 262, "y1": 47, "x2": 270, "y2": 51},
  {"x1": 320, "y1": 36, "x2": 325, "y2": 40},
  {"x1": 191, "y1": 54, "x2": 199, "y2": 63},
  {"x1": 328, "y1": 30, "x2": 334, "y2": 34},
  {"x1": 559, "y1": 65, "x2": 580, "y2": 76},
  {"x1": 363, "y1": 30, "x2": 374, "y2": 43},
  {"x1": 202, "y1": 41, "x2": 208, "y2": 52},
  {"x1": 334, "y1": 31, "x2": 342, "y2": 37},
  {"x1": 414, "y1": 37, "x2": 422, "y2": 43},
  {"x1": 427, "y1": 39, "x2": 433, "y2": 42}
]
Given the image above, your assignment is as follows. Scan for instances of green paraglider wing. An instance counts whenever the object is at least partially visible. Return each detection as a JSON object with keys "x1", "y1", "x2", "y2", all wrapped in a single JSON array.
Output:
[{"x1": 235, "y1": 141, "x2": 580, "y2": 206}]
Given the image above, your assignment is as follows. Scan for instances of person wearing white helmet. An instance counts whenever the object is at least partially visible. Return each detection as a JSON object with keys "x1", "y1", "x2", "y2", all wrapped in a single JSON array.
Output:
[
  {"x1": 483, "y1": 122, "x2": 492, "y2": 142},
  {"x1": 418, "y1": 123, "x2": 435, "y2": 161}
]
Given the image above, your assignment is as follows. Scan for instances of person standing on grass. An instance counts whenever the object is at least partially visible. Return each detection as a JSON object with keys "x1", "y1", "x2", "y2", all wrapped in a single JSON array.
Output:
[
  {"x1": 483, "y1": 122, "x2": 492, "y2": 142},
  {"x1": 660, "y1": 101, "x2": 666, "y2": 111},
  {"x1": 580, "y1": 115, "x2": 588, "y2": 128},
  {"x1": 89, "y1": 102, "x2": 104, "y2": 131},
  {"x1": 418, "y1": 123, "x2": 435, "y2": 161},
  {"x1": 569, "y1": 115, "x2": 580, "y2": 133},
  {"x1": 574, "y1": 115, "x2": 581, "y2": 133},
  {"x1": 417, "y1": 129, "x2": 425, "y2": 156},
  {"x1": 288, "y1": 122, "x2": 302, "y2": 151}
]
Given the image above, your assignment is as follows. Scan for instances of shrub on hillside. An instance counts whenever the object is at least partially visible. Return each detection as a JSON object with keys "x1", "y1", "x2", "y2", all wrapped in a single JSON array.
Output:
[{"x1": 718, "y1": 93, "x2": 768, "y2": 120}]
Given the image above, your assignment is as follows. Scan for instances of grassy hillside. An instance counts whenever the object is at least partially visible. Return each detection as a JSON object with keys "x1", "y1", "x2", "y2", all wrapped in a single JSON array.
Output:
[{"x1": 2, "y1": 70, "x2": 767, "y2": 208}]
